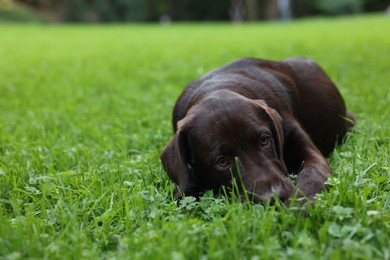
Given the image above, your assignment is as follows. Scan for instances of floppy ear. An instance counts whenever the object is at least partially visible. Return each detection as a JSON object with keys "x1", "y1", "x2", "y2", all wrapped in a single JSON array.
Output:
[
  {"x1": 253, "y1": 100, "x2": 287, "y2": 171},
  {"x1": 160, "y1": 115, "x2": 199, "y2": 198}
]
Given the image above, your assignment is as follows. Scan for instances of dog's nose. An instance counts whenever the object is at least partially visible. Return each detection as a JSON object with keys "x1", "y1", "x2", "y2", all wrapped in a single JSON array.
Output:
[
  {"x1": 271, "y1": 184, "x2": 292, "y2": 202},
  {"x1": 261, "y1": 185, "x2": 288, "y2": 204},
  {"x1": 242, "y1": 182, "x2": 292, "y2": 204}
]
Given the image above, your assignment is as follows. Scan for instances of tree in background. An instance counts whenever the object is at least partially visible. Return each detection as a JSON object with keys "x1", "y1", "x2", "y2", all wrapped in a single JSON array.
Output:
[
  {"x1": 168, "y1": 0, "x2": 230, "y2": 21},
  {"x1": 9, "y1": 0, "x2": 390, "y2": 22},
  {"x1": 230, "y1": 0, "x2": 246, "y2": 22}
]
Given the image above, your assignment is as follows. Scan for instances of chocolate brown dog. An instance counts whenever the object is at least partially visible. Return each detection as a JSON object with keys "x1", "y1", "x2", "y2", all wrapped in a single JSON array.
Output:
[{"x1": 161, "y1": 57, "x2": 354, "y2": 204}]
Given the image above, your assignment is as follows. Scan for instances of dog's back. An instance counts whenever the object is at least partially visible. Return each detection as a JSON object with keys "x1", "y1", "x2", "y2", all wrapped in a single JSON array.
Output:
[{"x1": 172, "y1": 57, "x2": 354, "y2": 155}]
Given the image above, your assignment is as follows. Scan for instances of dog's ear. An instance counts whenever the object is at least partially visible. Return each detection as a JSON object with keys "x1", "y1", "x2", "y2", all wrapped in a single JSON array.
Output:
[
  {"x1": 252, "y1": 100, "x2": 287, "y2": 171},
  {"x1": 160, "y1": 114, "x2": 199, "y2": 198}
]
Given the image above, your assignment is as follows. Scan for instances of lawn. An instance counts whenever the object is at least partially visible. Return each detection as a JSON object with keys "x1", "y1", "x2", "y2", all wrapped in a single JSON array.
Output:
[{"x1": 0, "y1": 15, "x2": 389, "y2": 259}]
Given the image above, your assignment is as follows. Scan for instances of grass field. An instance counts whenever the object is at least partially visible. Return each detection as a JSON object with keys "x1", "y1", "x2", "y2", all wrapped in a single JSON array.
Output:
[{"x1": 0, "y1": 15, "x2": 389, "y2": 259}]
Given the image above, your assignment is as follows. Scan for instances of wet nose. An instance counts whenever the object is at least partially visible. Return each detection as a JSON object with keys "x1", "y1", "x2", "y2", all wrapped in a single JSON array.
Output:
[
  {"x1": 243, "y1": 182, "x2": 293, "y2": 204},
  {"x1": 270, "y1": 184, "x2": 291, "y2": 202}
]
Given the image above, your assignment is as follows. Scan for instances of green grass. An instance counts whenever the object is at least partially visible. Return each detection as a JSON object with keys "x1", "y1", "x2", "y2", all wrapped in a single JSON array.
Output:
[{"x1": 0, "y1": 14, "x2": 389, "y2": 259}]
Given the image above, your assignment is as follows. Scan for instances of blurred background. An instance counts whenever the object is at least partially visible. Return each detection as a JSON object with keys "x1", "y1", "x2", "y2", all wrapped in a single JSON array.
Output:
[{"x1": 0, "y1": 0, "x2": 389, "y2": 23}]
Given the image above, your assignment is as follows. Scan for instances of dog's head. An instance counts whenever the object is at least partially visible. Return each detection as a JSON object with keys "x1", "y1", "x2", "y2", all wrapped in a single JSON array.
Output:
[{"x1": 161, "y1": 90, "x2": 294, "y2": 203}]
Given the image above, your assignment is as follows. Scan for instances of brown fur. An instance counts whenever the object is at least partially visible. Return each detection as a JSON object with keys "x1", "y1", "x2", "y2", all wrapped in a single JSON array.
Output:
[{"x1": 161, "y1": 57, "x2": 355, "y2": 203}]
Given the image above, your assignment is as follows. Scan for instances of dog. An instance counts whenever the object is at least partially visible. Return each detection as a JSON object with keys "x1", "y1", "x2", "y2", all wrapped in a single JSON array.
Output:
[{"x1": 161, "y1": 57, "x2": 355, "y2": 204}]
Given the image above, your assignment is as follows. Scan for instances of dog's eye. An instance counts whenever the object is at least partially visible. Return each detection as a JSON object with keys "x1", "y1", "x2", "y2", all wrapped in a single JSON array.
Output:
[
  {"x1": 215, "y1": 156, "x2": 230, "y2": 169},
  {"x1": 260, "y1": 134, "x2": 270, "y2": 146}
]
